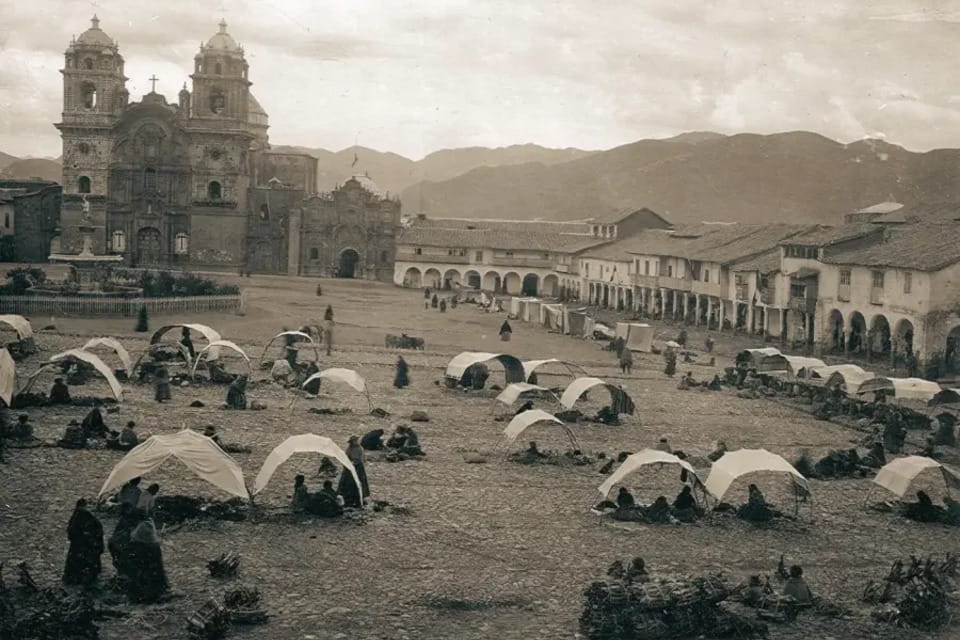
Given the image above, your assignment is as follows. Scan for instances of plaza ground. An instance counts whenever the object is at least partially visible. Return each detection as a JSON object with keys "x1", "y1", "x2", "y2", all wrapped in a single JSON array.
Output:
[{"x1": 2, "y1": 273, "x2": 958, "y2": 640}]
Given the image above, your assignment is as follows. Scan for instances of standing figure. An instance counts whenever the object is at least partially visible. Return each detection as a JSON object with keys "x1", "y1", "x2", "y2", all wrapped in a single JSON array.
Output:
[
  {"x1": 324, "y1": 305, "x2": 334, "y2": 322},
  {"x1": 80, "y1": 399, "x2": 109, "y2": 439},
  {"x1": 663, "y1": 347, "x2": 677, "y2": 377},
  {"x1": 704, "y1": 335, "x2": 715, "y2": 353},
  {"x1": 337, "y1": 435, "x2": 370, "y2": 508},
  {"x1": 62, "y1": 499, "x2": 104, "y2": 586},
  {"x1": 431, "y1": 294, "x2": 439, "y2": 309},
  {"x1": 394, "y1": 356, "x2": 410, "y2": 389},
  {"x1": 126, "y1": 510, "x2": 170, "y2": 603},
  {"x1": 439, "y1": 298, "x2": 447, "y2": 313},
  {"x1": 180, "y1": 327, "x2": 195, "y2": 360},
  {"x1": 619, "y1": 348, "x2": 633, "y2": 375},
  {"x1": 153, "y1": 366, "x2": 172, "y2": 403},
  {"x1": 292, "y1": 474, "x2": 309, "y2": 513},
  {"x1": 283, "y1": 329, "x2": 298, "y2": 368},
  {"x1": 226, "y1": 375, "x2": 249, "y2": 410},
  {"x1": 499, "y1": 320, "x2": 512, "y2": 342}
]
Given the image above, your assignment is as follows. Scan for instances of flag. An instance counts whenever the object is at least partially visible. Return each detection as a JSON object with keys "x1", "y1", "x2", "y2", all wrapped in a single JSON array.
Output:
[{"x1": 351, "y1": 153, "x2": 358, "y2": 167}]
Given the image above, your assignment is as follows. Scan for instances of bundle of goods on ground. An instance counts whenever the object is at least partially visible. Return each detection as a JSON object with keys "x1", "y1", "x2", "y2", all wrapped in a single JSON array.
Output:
[
  {"x1": 0, "y1": 562, "x2": 101, "y2": 640},
  {"x1": 865, "y1": 555, "x2": 958, "y2": 630}
]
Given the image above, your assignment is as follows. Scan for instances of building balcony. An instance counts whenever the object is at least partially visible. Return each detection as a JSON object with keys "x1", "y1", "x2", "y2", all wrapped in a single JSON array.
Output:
[
  {"x1": 489, "y1": 256, "x2": 553, "y2": 268},
  {"x1": 396, "y1": 251, "x2": 470, "y2": 264},
  {"x1": 789, "y1": 296, "x2": 816, "y2": 314},
  {"x1": 657, "y1": 275, "x2": 692, "y2": 292},
  {"x1": 759, "y1": 289, "x2": 776, "y2": 306},
  {"x1": 692, "y1": 280, "x2": 721, "y2": 297},
  {"x1": 632, "y1": 273, "x2": 658, "y2": 287},
  {"x1": 870, "y1": 287, "x2": 884, "y2": 305},
  {"x1": 735, "y1": 284, "x2": 750, "y2": 302},
  {"x1": 554, "y1": 264, "x2": 570, "y2": 273}
]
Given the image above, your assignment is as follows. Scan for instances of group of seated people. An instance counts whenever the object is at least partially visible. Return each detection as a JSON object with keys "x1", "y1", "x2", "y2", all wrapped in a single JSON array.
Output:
[
  {"x1": 291, "y1": 474, "x2": 343, "y2": 518},
  {"x1": 737, "y1": 565, "x2": 815, "y2": 616},
  {"x1": 515, "y1": 441, "x2": 593, "y2": 466},
  {"x1": 359, "y1": 425, "x2": 425, "y2": 460},
  {"x1": 676, "y1": 371, "x2": 723, "y2": 391},
  {"x1": 59, "y1": 401, "x2": 140, "y2": 451},
  {"x1": 602, "y1": 484, "x2": 704, "y2": 524},
  {"x1": 902, "y1": 490, "x2": 960, "y2": 525}
]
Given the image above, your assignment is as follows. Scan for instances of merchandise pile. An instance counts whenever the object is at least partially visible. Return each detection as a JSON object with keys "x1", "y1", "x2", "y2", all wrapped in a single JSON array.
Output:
[
  {"x1": 0, "y1": 562, "x2": 99, "y2": 640},
  {"x1": 866, "y1": 554, "x2": 958, "y2": 631}
]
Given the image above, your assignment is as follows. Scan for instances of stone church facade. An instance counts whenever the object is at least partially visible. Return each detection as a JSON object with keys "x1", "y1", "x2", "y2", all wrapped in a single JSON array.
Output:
[{"x1": 53, "y1": 17, "x2": 397, "y2": 280}]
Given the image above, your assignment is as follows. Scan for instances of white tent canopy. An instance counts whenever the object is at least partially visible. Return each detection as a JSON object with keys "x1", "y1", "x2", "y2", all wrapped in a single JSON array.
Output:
[
  {"x1": 823, "y1": 366, "x2": 875, "y2": 395},
  {"x1": 521, "y1": 358, "x2": 587, "y2": 382},
  {"x1": 259, "y1": 331, "x2": 320, "y2": 364},
  {"x1": 0, "y1": 348, "x2": 14, "y2": 406},
  {"x1": 25, "y1": 349, "x2": 124, "y2": 401},
  {"x1": 735, "y1": 347, "x2": 781, "y2": 368},
  {"x1": 0, "y1": 314, "x2": 33, "y2": 339},
  {"x1": 252, "y1": 434, "x2": 361, "y2": 497},
  {"x1": 801, "y1": 363, "x2": 869, "y2": 380},
  {"x1": 857, "y1": 377, "x2": 942, "y2": 401},
  {"x1": 559, "y1": 376, "x2": 635, "y2": 415},
  {"x1": 444, "y1": 352, "x2": 525, "y2": 385},
  {"x1": 82, "y1": 337, "x2": 133, "y2": 375},
  {"x1": 615, "y1": 322, "x2": 654, "y2": 352},
  {"x1": 598, "y1": 449, "x2": 701, "y2": 497},
  {"x1": 704, "y1": 448, "x2": 809, "y2": 501},
  {"x1": 190, "y1": 340, "x2": 253, "y2": 377},
  {"x1": 873, "y1": 456, "x2": 960, "y2": 499},
  {"x1": 496, "y1": 383, "x2": 555, "y2": 406},
  {"x1": 149, "y1": 323, "x2": 222, "y2": 360},
  {"x1": 303, "y1": 367, "x2": 367, "y2": 393},
  {"x1": 98, "y1": 430, "x2": 249, "y2": 499},
  {"x1": 503, "y1": 409, "x2": 576, "y2": 448},
  {"x1": 758, "y1": 355, "x2": 825, "y2": 375}
]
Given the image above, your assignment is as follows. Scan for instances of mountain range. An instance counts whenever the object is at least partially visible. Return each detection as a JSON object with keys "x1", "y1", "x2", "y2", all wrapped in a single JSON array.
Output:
[{"x1": 5, "y1": 131, "x2": 960, "y2": 225}]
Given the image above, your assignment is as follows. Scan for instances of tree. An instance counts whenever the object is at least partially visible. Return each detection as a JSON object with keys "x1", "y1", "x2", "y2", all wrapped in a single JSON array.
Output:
[{"x1": 135, "y1": 305, "x2": 149, "y2": 332}]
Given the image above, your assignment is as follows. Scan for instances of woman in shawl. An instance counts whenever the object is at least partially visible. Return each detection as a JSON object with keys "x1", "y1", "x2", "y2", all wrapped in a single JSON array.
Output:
[
  {"x1": 619, "y1": 347, "x2": 633, "y2": 374},
  {"x1": 324, "y1": 305, "x2": 334, "y2": 322},
  {"x1": 394, "y1": 356, "x2": 410, "y2": 389},
  {"x1": 63, "y1": 499, "x2": 104, "y2": 586},
  {"x1": 179, "y1": 327, "x2": 195, "y2": 360},
  {"x1": 108, "y1": 502, "x2": 138, "y2": 576},
  {"x1": 663, "y1": 347, "x2": 677, "y2": 377},
  {"x1": 126, "y1": 510, "x2": 170, "y2": 603},
  {"x1": 337, "y1": 435, "x2": 369, "y2": 508},
  {"x1": 226, "y1": 375, "x2": 248, "y2": 410},
  {"x1": 499, "y1": 320, "x2": 512, "y2": 342},
  {"x1": 153, "y1": 366, "x2": 172, "y2": 403}
]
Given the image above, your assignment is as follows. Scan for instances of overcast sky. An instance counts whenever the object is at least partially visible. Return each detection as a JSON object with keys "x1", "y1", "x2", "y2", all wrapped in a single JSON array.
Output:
[{"x1": 2, "y1": 0, "x2": 960, "y2": 159}]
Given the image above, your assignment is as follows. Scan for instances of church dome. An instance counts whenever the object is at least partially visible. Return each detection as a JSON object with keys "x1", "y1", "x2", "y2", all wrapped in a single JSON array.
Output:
[
  {"x1": 205, "y1": 19, "x2": 242, "y2": 52},
  {"x1": 76, "y1": 15, "x2": 114, "y2": 47}
]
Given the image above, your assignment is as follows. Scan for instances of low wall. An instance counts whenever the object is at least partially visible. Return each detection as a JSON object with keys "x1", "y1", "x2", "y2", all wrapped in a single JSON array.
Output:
[{"x1": 0, "y1": 294, "x2": 242, "y2": 317}]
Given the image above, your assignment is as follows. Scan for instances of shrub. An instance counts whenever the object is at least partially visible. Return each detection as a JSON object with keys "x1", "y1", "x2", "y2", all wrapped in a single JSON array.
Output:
[{"x1": 0, "y1": 267, "x2": 47, "y2": 294}]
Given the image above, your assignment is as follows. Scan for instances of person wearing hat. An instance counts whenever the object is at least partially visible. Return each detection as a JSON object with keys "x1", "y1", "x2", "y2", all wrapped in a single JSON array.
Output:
[
  {"x1": 50, "y1": 377, "x2": 72, "y2": 405},
  {"x1": 81, "y1": 398, "x2": 109, "y2": 439},
  {"x1": 118, "y1": 421, "x2": 139, "y2": 450},
  {"x1": 337, "y1": 435, "x2": 369, "y2": 508},
  {"x1": 655, "y1": 436, "x2": 672, "y2": 453}
]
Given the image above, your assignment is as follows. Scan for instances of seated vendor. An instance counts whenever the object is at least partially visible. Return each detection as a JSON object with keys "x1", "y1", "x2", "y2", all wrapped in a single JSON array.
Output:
[
  {"x1": 738, "y1": 484, "x2": 775, "y2": 522},
  {"x1": 59, "y1": 419, "x2": 86, "y2": 449},
  {"x1": 707, "y1": 375, "x2": 723, "y2": 391},
  {"x1": 81, "y1": 400, "x2": 109, "y2": 439},
  {"x1": 292, "y1": 474, "x2": 310, "y2": 513},
  {"x1": 307, "y1": 480, "x2": 343, "y2": 518},
  {"x1": 514, "y1": 400, "x2": 535, "y2": 416},
  {"x1": 360, "y1": 428, "x2": 385, "y2": 451},
  {"x1": 624, "y1": 557, "x2": 648, "y2": 583},
  {"x1": 386, "y1": 426, "x2": 408, "y2": 450},
  {"x1": 677, "y1": 372, "x2": 697, "y2": 389},
  {"x1": 903, "y1": 490, "x2": 944, "y2": 523},
  {"x1": 654, "y1": 436, "x2": 672, "y2": 453},
  {"x1": 208, "y1": 360, "x2": 237, "y2": 384},
  {"x1": 400, "y1": 426, "x2": 424, "y2": 456},
  {"x1": 646, "y1": 496, "x2": 671, "y2": 523},
  {"x1": 225, "y1": 375, "x2": 248, "y2": 410},
  {"x1": 673, "y1": 485, "x2": 697, "y2": 511},
  {"x1": 202, "y1": 425, "x2": 222, "y2": 446},
  {"x1": 526, "y1": 441, "x2": 548, "y2": 459},
  {"x1": 708, "y1": 440, "x2": 728, "y2": 462},
  {"x1": 10, "y1": 414, "x2": 33, "y2": 439},
  {"x1": 50, "y1": 377, "x2": 72, "y2": 405},
  {"x1": 317, "y1": 456, "x2": 338, "y2": 477},
  {"x1": 616, "y1": 487, "x2": 635, "y2": 510},
  {"x1": 781, "y1": 565, "x2": 813, "y2": 605}
]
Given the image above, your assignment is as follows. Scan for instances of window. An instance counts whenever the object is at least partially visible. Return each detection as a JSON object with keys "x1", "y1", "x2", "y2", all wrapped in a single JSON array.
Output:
[
  {"x1": 207, "y1": 181, "x2": 222, "y2": 200},
  {"x1": 174, "y1": 232, "x2": 189, "y2": 254},
  {"x1": 735, "y1": 274, "x2": 744, "y2": 286},
  {"x1": 215, "y1": 63, "x2": 222, "y2": 75},
  {"x1": 759, "y1": 275, "x2": 769, "y2": 290},
  {"x1": 903, "y1": 272, "x2": 912, "y2": 293},
  {"x1": 144, "y1": 168, "x2": 157, "y2": 191},
  {"x1": 111, "y1": 230, "x2": 126, "y2": 252},
  {"x1": 839, "y1": 270, "x2": 851, "y2": 285},
  {"x1": 667, "y1": 264, "x2": 673, "y2": 277},
  {"x1": 84, "y1": 58, "x2": 94, "y2": 70},
  {"x1": 474, "y1": 251, "x2": 482, "y2": 261},
  {"x1": 81, "y1": 82, "x2": 96, "y2": 109},
  {"x1": 703, "y1": 269, "x2": 710, "y2": 282},
  {"x1": 78, "y1": 176, "x2": 91, "y2": 193},
  {"x1": 871, "y1": 270, "x2": 885, "y2": 289},
  {"x1": 380, "y1": 251, "x2": 388, "y2": 263},
  {"x1": 790, "y1": 283, "x2": 806, "y2": 298},
  {"x1": 644, "y1": 260, "x2": 650, "y2": 275},
  {"x1": 3, "y1": 213, "x2": 9, "y2": 228},
  {"x1": 259, "y1": 204, "x2": 269, "y2": 220},
  {"x1": 592, "y1": 226, "x2": 599, "y2": 236},
  {"x1": 414, "y1": 247, "x2": 422, "y2": 255},
  {"x1": 209, "y1": 88, "x2": 226, "y2": 114},
  {"x1": 504, "y1": 251, "x2": 514, "y2": 257},
  {"x1": 309, "y1": 247, "x2": 319, "y2": 260}
]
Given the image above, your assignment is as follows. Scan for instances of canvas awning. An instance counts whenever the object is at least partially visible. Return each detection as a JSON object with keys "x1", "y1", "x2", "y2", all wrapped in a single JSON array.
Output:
[
  {"x1": 99, "y1": 430, "x2": 249, "y2": 499},
  {"x1": 800, "y1": 363, "x2": 869, "y2": 380},
  {"x1": 521, "y1": 358, "x2": 587, "y2": 382},
  {"x1": 757, "y1": 355, "x2": 825, "y2": 375},
  {"x1": 873, "y1": 456, "x2": 960, "y2": 499},
  {"x1": 615, "y1": 323, "x2": 654, "y2": 352},
  {"x1": 735, "y1": 347, "x2": 781, "y2": 368},
  {"x1": 857, "y1": 377, "x2": 942, "y2": 401},
  {"x1": 259, "y1": 331, "x2": 320, "y2": 364},
  {"x1": 148, "y1": 323, "x2": 222, "y2": 360},
  {"x1": 82, "y1": 337, "x2": 133, "y2": 375},
  {"x1": 25, "y1": 349, "x2": 124, "y2": 401},
  {"x1": 252, "y1": 434, "x2": 360, "y2": 497},
  {"x1": 190, "y1": 340, "x2": 253, "y2": 377},
  {"x1": 823, "y1": 367, "x2": 875, "y2": 395},
  {"x1": 704, "y1": 448, "x2": 809, "y2": 501},
  {"x1": 559, "y1": 377, "x2": 635, "y2": 415},
  {"x1": 0, "y1": 314, "x2": 33, "y2": 339},
  {"x1": 444, "y1": 352, "x2": 525, "y2": 385},
  {"x1": 503, "y1": 409, "x2": 576, "y2": 448},
  {"x1": 496, "y1": 383, "x2": 555, "y2": 405},
  {"x1": 302, "y1": 367, "x2": 367, "y2": 393},
  {"x1": 597, "y1": 449, "x2": 701, "y2": 497},
  {"x1": 0, "y1": 348, "x2": 14, "y2": 406}
]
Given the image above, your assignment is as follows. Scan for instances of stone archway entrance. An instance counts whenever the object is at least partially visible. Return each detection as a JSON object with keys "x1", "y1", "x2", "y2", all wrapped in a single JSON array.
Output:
[
  {"x1": 338, "y1": 249, "x2": 360, "y2": 278},
  {"x1": 137, "y1": 227, "x2": 162, "y2": 266}
]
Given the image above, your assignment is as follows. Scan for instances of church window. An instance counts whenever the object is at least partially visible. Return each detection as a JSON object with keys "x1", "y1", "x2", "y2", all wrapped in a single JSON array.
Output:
[
  {"x1": 208, "y1": 181, "x2": 222, "y2": 201},
  {"x1": 81, "y1": 82, "x2": 97, "y2": 109},
  {"x1": 111, "y1": 230, "x2": 126, "y2": 252},
  {"x1": 4, "y1": 213, "x2": 9, "y2": 228},
  {"x1": 215, "y1": 63, "x2": 222, "y2": 75},
  {"x1": 78, "y1": 176, "x2": 91, "y2": 194},
  {"x1": 414, "y1": 247, "x2": 422, "y2": 255},
  {"x1": 309, "y1": 248, "x2": 319, "y2": 260},
  {"x1": 144, "y1": 168, "x2": 157, "y2": 191},
  {"x1": 380, "y1": 251, "x2": 388, "y2": 263},
  {"x1": 175, "y1": 233, "x2": 189, "y2": 254},
  {"x1": 259, "y1": 204, "x2": 269, "y2": 220},
  {"x1": 209, "y1": 88, "x2": 226, "y2": 114},
  {"x1": 84, "y1": 58, "x2": 94, "y2": 70}
]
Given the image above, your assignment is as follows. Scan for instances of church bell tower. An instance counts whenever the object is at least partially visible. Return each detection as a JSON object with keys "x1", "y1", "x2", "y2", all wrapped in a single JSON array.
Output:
[{"x1": 189, "y1": 20, "x2": 251, "y2": 123}]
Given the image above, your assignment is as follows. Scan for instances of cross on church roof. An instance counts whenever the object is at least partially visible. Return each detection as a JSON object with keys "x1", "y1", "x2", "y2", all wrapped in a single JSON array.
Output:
[
  {"x1": 218, "y1": 19, "x2": 228, "y2": 33},
  {"x1": 91, "y1": 15, "x2": 100, "y2": 29},
  {"x1": 149, "y1": 75, "x2": 159, "y2": 93}
]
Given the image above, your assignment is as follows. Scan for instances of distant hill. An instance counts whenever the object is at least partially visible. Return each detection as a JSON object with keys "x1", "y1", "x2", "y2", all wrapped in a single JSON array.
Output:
[
  {"x1": 0, "y1": 151, "x2": 20, "y2": 172},
  {"x1": 1, "y1": 157, "x2": 61, "y2": 182},
  {"x1": 268, "y1": 143, "x2": 595, "y2": 195},
  {"x1": 399, "y1": 131, "x2": 960, "y2": 225}
]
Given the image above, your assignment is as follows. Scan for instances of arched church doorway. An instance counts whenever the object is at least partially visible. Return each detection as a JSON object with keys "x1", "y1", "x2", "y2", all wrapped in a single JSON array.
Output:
[
  {"x1": 338, "y1": 249, "x2": 360, "y2": 278},
  {"x1": 137, "y1": 227, "x2": 162, "y2": 266}
]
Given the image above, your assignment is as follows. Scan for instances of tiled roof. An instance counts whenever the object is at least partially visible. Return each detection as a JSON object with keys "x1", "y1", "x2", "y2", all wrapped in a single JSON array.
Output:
[
  {"x1": 397, "y1": 219, "x2": 607, "y2": 253},
  {"x1": 781, "y1": 223, "x2": 880, "y2": 247},
  {"x1": 409, "y1": 217, "x2": 593, "y2": 235},
  {"x1": 822, "y1": 224, "x2": 960, "y2": 271},
  {"x1": 582, "y1": 207, "x2": 671, "y2": 225},
  {"x1": 731, "y1": 249, "x2": 781, "y2": 274},
  {"x1": 692, "y1": 224, "x2": 816, "y2": 264},
  {"x1": 613, "y1": 223, "x2": 812, "y2": 265},
  {"x1": 874, "y1": 202, "x2": 960, "y2": 225}
]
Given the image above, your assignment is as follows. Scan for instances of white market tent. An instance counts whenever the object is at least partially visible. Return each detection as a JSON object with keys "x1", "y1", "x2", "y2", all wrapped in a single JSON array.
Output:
[
  {"x1": 758, "y1": 354, "x2": 825, "y2": 376},
  {"x1": 510, "y1": 297, "x2": 537, "y2": 317},
  {"x1": 98, "y1": 430, "x2": 249, "y2": 499},
  {"x1": 300, "y1": 368, "x2": 371, "y2": 408},
  {"x1": 137, "y1": 323, "x2": 222, "y2": 370},
  {"x1": 559, "y1": 377, "x2": 635, "y2": 415},
  {"x1": 564, "y1": 308, "x2": 595, "y2": 337},
  {"x1": 704, "y1": 448, "x2": 809, "y2": 502},
  {"x1": 503, "y1": 409, "x2": 578, "y2": 449},
  {"x1": 258, "y1": 330, "x2": 320, "y2": 365},
  {"x1": 190, "y1": 340, "x2": 253, "y2": 378},
  {"x1": 252, "y1": 434, "x2": 361, "y2": 497},
  {"x1": 823, "y1": 366, "x2": 876, "y2": 396},
  {"x1": 522, "y1": 299, "x2": 542, "y2": 323},
  {"x1": 0, "y1": 314, "x2": 34, "y2": 340},
  {"x1": 444, "y1": 352, "x2": 526, "y2": 386},
  {"x1": 23, "y1": 349, "x2": 124, "y2": 401},
  {"x1": 735, "y1": 347, "x2": 781, "y2": 368},
  {"x1": 873, "y1": 456, "x2": 960, "y2": 500},
  {"x1": 540, "y1": 303, "x2": 565, "y2": 332},
  {"x1": 82, "y1": 337, "x2": 133, "y2": 375},
  {"x1": 615, "y1": 322, "x2": 654, "y2": 352},
  {"x1": 521, "y1": 358, "x2": 588, "y2": 382},
  {"x1": 496, "y1": 382, "x2": 556, "y2": 406},
  {"x1": 857, "y1": 377, "x2": 942, "y2": 402},
  {"x1": 597, "y1": 449, "x2": 703, "y2": 497},
  {"x1": 0, "y1": 348, "x2": 14, "y2": 406}
]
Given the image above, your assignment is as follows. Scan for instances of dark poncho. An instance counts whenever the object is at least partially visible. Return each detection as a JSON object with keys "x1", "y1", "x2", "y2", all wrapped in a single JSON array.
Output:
[
  {"x1": 361, "y1": 430, "x2": 385, "y2": 451},
  {"x1": 50, "y1": 381, "x2": 72, "y2": 405},
  {"x1": 81, "y1": 407, "x2": 108, "y2": 438},
  {"x1": 226, "y1": 378, "x2": 248, "y2": 410},
  {"x1": 394, "y1": 358, "x2": 409, "y2": 388},
  {"x1": 63, "y1": 508, "x2": 103, "y2": 586},
  {"x1": 499, "y1": 321, "x2": 512, "y2": 335},
  {"x1": 337, "y1": 460, "x2": 369, "y2": 508}
]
